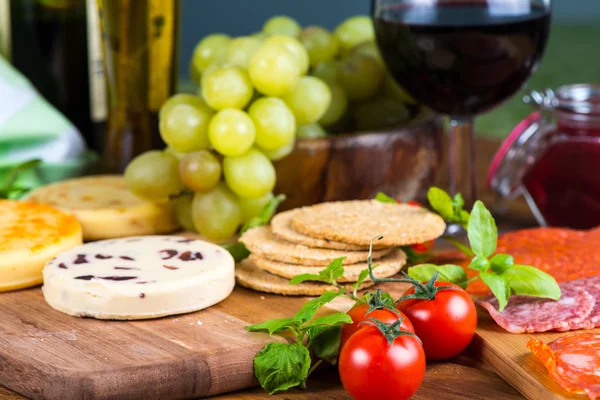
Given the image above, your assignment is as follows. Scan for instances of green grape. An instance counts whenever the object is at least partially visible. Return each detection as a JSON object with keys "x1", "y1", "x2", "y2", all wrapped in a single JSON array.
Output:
[
  {"x1": 179, "y1": 150, "x2": 221, "y2": 192},
  {"x1": 383, "y1": 73, "x2": 416, "y2": 104},
  {"x1": 299, "y1": 26, "x2": 340, "y2": 67},
  {"x1": 334, "y1": 16, "x2": 375, "y2": 53},
  {"x1": 248, "y1": 97, "x2": 295, "y2": 151},
  {"x1": 352, "y1": 41, "x2": 384, "y2": 66},
  {"x1": 124, "y1": 151, "x2": 183, "y2": 203},
  {"x1": 281, "y1": 76, "x2": 331, "y2": 125},
  {"x1": 238, "y1": 191, "x2": 274, "y2": 223},
  {"x1": 354, "y1": 97, "x2": 411, "y2": 131},
  {"x1": 189, "y1": 59, "x2": 201, "y2": 84},
  {"x1": 227, "y1": 36, "x2": 263, "y2": 68},
  {"x1": 223, "y1": 148, "x2": 276, "y2": 199},
  {"x1": 319, "y1": 83, "x2": 348, "y2": 127},
  {"x1": 165, "y1": 146, "x2": 185, "y2": 160},
  {"x1": 296, "y1": 123, "x2": 327, "y2": 139},
  {"x1": 160, "y1": 94, "x2": 210, "y2": 120},
  {"x1": 264, "y1": 35, "x2": 309, "y2": 75},
  {"x1": 262, "y1": 139, "x2": 295, "y2": 161},
  {"x1": 338, "y1": 53, "x2": 384, "y2": 101},
  {"x1": 251, "y1": 31, "x2": 269, "y2": 42},
  {"x1": 262, "y1": 15, "x2": 301, "y2": 38},
  {"x1": 201, "y1": 65, "x2": 253, "y2": 110},
  {"x1": 208, "y1": 108, "x2": 256, "y2": 156},
  {"x1": 248, "y1": 43, "x2": 301, "y2": 96},
  {"x1": 174, "y1": 194, "x2": 196, "y2": 232},
  {"x1": 311, "y1": 60, "x2": 340, "y2": 83},
  {"x1": 159, "y1": 103, "x2": 214, "y2": 153},
  {"x1": 191, "y1": 34, "x2": 230, "y2": 74},
  {"x1": 192, "y1": 182, "x2": 242, "y2": 241}
]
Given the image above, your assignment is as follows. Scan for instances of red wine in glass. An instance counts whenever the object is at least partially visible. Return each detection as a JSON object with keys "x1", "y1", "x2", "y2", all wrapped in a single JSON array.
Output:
[{"x1": 373, "y1": 0, "x2": 551, "y2": 206}]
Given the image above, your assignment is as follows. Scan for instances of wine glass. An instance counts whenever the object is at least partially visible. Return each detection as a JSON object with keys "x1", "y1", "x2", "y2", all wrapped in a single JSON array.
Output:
[{"x1": 372, "y1": 0, "x2": 551, "y2": 207}]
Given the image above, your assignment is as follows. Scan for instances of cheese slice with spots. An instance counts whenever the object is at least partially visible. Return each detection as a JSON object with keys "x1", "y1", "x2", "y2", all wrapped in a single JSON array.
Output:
[
  {"x1": 25, "y1": 175, "x2": 179, "y2": 241},
  {"x1": 42, "y1": 236, "x2": 235, "y2": 320},
  {"x1": 0, "y1": 200, "x2": 82, "y2": 291}
]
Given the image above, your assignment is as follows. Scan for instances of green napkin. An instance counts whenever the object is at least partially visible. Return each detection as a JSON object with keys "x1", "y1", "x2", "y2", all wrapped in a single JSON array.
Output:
[{"x1": 0, "y1": 56, "x2": 98, "y2": 195}]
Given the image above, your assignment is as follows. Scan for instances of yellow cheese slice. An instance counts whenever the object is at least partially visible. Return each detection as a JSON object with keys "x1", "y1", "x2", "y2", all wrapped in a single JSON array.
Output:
[
  {"x1": 25, "y1": 175, "x2": 179, "y2": 241},
  {"x1": 0, "y1": 200, "x2": 82, "y2": 291}
]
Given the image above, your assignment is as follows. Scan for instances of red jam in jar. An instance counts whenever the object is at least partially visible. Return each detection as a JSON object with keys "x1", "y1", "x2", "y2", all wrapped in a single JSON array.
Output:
[{"x1": 488, "y1": 84, "x2": 600, "y2": 229}]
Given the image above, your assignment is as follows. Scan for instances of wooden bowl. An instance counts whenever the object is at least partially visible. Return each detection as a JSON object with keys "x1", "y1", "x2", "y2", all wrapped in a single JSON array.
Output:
[{"x1": 273, "y1": 112, "x2": 444, "y2": 210}]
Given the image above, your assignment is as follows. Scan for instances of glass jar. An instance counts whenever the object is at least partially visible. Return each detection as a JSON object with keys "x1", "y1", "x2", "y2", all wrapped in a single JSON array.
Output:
[{"x1": 488, "y1": 84, "x2": 600, "y2": 229}]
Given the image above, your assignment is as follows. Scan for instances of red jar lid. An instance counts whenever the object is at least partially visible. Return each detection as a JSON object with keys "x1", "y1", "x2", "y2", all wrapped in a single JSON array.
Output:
[{"x1": 487, "y1": 112, "x2": 553, "y2": 198}]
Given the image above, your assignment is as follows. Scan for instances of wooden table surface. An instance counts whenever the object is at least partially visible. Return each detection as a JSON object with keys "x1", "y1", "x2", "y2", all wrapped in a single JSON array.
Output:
[{"x1": 0, "y1": 138, "x2": 536, "y2": 400}]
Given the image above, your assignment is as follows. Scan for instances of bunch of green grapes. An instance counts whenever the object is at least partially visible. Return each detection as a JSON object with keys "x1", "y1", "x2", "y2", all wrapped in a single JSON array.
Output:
[{"x1": 125, "y1": 14, "x2": 415, "y2": 241}]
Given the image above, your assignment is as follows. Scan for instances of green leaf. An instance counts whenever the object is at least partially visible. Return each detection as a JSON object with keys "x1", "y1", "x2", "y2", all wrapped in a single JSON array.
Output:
[
  {"x1": 303, "y1": 312, "x2": 352, "y2": 329},
  {"x1": 353, "y1": 268, "x2": 371, "y2": 297},
  {"x1": 374, "y1": 192, "x2": 397, "y2": 203},
  {"x1": 289, "y1": 257, "x2": 345, "y2": 285},
  {"x1": 289, "y1": 273, "x2": 321, "y2": 284},
  {"x1": 308, "y1": 325, "x2": 343, "y2": 365},
  {"x1": 458, "y1": 209, "x2": 471, "y2": 226},
  {"x1": 490, "y1": 254, "x2": 514, "y2": 274},
  {"x1": 1, "y1": 159, "x2": 41, "y2": 189},
  {"x1": 401, "y1": 246, "x2": 431, "y2": 264},
  {"x1": 253, "y1": 343, "x2": 311, "y2": 394},
  {"x1": 240, "y1": 194, "x2": 286, "y2": 234},
  {"x1": 245, "y1": 317, "x2": 299, "y2": 335},
  {"x1": 427, "y1": 187, "x2": 454, "y2": 220},
  {"x1": 453, "y1": 193, "x2": 465, "y2": 211},
  {"x1": 468, "y1": 255, "x2": 490, "y2": 272},
  {"x1": 467, "y1": 201, "x2": 497, "y2": 258},
  {"x1": 503, "y1": 265, "x2": 561, "y2": 300},
  {"x1": 480, "y1": 272, "x2": 510, "y2": 312},
  {"x1": 408, "y1": 264, "x2": 468, "y2": 289},
  {"x1": 437, "y1": 265, "x2": 469, "y2": 289},
  {"x1": 221, "y1": 242, "x2": 251, "y2": 262},
  {"x1": 442, "y1": 236, "x2": 475, "y2": 257},
  {"x1": 294, "y1": 290, "x2": 344, "y2": 323}
]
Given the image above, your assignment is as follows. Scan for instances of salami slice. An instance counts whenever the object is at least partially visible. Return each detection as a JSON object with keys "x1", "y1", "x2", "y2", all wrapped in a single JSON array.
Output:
[
  {"x1": 528, "y1": 334, "x2": 600, "y2": 400},
  {"x1": 477, "y1": 286, "x2": 595, "y2": 333},
  {"x1": 562, "y1": 277, "x2": 600, "y2": 329}
]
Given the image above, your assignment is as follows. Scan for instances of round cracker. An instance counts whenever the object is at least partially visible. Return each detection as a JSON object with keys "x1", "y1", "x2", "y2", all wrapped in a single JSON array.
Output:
[
  {"x1": 239, "y1": 226, "x2": 392, "y2": 266},
  {"x1": 25, "y1": 175, "x2": 179, "y2": 241},
  {"x1": 290, "y1": 200, "x2": 446, "y2": 247},
  {"x1": 235, "y1": 259, "x2": 375, "y2": 296},
  {"x1": 272, "y1": 209, "x2": 373, "y2": 250},
  {"x1": 249, "y1": 248, "x2": 406, "y2": 283}
]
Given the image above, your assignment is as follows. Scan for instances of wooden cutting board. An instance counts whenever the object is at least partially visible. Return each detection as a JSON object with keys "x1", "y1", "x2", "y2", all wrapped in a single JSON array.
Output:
[
  {"x1": 0, "y1": 285, "x2": 312, "y2": 399},
  {"x1": 472, "y1": 310, "x2": 600, "y2": 400}
]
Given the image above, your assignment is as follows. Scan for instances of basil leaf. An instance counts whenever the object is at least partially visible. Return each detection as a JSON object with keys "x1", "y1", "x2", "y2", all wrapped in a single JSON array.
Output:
[
  {"x1": 503, "y1": 265, "x2": 561, "y2": 300},
  {"x1": 1, "y1": 159, "x2": 41, "y2": 189},
  {"x1": 240, "y1": 194, "x2": 286, "y2": 234},
  {"x1": 458, "y1": 210, "x2": 471, "y2": 226},
  {"x1": 253, "y1": 343, "x2": 311, "y2": 394},
  {"x1": 294, "y1": 290, "x2": 344, "y2": 323},
  {"x1": 353, "y1": 268, "x2": 370, "y2": 297},
  {"x1": 246, "y1": 317, "x2": 299, "y2": 335},
  {"x1": 408, "y1": 264, "x2": 468, "y2": 289},
  {"x1": 407, "y1": 264, "x2": 439, "y2": 282},
  {"x1": 468, "y1": 255, "x2": 490, "y2": 272},
  {"x1": 453, "y1": 193, "x2": 465, "y2": 211},
  {"x1": 303, "y1": 312, "x2": 352, "y2": 329},
  {"x1": 318, "y1": 257, "x2": 345, "y2": 284},
  {"x1": 221, "y1": 242, "x2": 251, "y2": 262},
  {"x1": 467, "y1": 201, "x2": 497, "y2": 258},
  {"x1": 401, "y1": 246, "x2": 430, "y2": 263},
  {"x1": 427, "y1": 187, "x2": 454, "y2": 220},
  {"x1": 480, "y1": 272, "x2": 510, "y2": 312},
  {"x1": 289, "y1": 273, "x2": 321, "y2": 284},
  {"x1": 442, "y1": 236, "x2": 475, "y2": 257},
  {"x1": 308, "y1": 325, "x2": 343, "y2": 365},
  {"x1": 374, "y1": 192, "x2": 397, "y2": 203},
  {"x1": 436, "y1": 264, "x2": 469, "y2": 289},
  {"x1": 490, "y1": 254, "x2": 514, "y2": 274}
]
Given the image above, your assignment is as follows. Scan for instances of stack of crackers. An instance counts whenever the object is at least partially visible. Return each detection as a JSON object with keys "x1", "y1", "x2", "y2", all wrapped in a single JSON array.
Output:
[{"x1": 235, "y1": 200, "x2": 446, "y2": 296}]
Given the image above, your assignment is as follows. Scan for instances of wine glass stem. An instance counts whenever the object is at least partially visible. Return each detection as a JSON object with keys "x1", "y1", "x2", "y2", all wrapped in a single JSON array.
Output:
[{"x1": 448, "y1": 118, "x2": 477, "y2": 208}]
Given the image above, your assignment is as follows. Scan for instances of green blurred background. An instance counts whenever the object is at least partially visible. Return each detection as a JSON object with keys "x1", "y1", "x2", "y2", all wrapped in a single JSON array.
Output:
[{"x1": 179, "y1": 0, "x2": 600, "y2": 139}]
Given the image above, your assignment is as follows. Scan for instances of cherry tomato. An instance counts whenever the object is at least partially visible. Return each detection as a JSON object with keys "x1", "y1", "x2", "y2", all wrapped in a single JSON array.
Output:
[
  {"x1": 339, "y1": 325, "x2": 426, "y2": 400},
  {"x1": 340, "y1": 304, "x2": 415, "y2": 350},
  {"x1": 396, "y1": 281, "x2": 477, "y2": 360}
]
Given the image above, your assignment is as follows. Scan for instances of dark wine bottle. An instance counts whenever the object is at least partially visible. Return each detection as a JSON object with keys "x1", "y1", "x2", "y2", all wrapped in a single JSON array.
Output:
[{"x1": 0, "y1": 0, "x2": 107, "y2": 151}]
